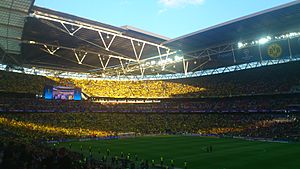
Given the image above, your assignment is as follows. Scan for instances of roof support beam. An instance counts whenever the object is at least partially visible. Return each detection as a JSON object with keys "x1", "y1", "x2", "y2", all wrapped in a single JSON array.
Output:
[
  {"x1": 23, "y1": 40, "x2": 137, "y2": 62},
  {"x1": 43, "y1": 45, "x2": 60, "y2": 55},
  {"x1": 61, "y1": 23, "x2": 82, "y2": 36},
  {"x1": 38, "y1": 48, "x2": 98, "y2": 69},
  {"x1": 287, "y1": 38, "x2": 292, "y2": 59},
  {"x1": 183, "y1": 59, "x2": 189, "y2": 75},
  {"x1": 98, "y1": 32, "x2": 116, "y2": 51},
  {"x1": 74, "y1": 50, "x2": 87, "y2": 64},
  {"x1": 119, "y1": 58, "x2": 126, "y2": 73},
  {"x1": 231, "y1": 45, "x2": 236, "y2": 63},
  {"x1": 37, "y1": 19, "x2": 140, "y2": 60},
  {"x1": 30, "y1": 12, "x2": 170, "y2": 50},
  {"x1": 98, "y1": 54, "x2": 111, "y2": 70},
  {"x1": 140, "y1": 67, "x2": 145, "y2": 77},
  {"x1": 131, "y1": 40, "x2": 145, "y2": 61}
]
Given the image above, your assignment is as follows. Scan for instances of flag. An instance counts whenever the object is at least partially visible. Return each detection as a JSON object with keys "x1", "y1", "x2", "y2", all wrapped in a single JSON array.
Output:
[{"x1": 261, "y1": 39, "x2": 290, "y2": 60}]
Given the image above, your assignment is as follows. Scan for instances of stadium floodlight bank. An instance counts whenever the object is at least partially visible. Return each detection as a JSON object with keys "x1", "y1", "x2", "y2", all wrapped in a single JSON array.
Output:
[{"x1": 1, "y1": 57, "x2": 300, "y2": 81}]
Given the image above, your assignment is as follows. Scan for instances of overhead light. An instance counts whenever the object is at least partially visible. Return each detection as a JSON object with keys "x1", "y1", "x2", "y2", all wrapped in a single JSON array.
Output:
[
  {"x1": 238, "y1": 42, "x2": 243, "y2": 48},
  {"x1": 258, "y1": 36, "x2": 271, "y2": 44},
  {"x1": 106, "y1": 35, "x2": 110, "y2": 39},
  {"x1": 174, "y1": 55, "x2": 183, "y2": 61}
]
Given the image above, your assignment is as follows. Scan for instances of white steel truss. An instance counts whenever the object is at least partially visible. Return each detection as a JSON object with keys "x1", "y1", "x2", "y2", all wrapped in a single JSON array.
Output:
[
  {"x1": 131, "y1": 40, "x2": 146, "y2": 61},
  {"x1": 24, "y1": 41, "x2": 137, "y2": 62},
  {"x1": 29, "y1": 11, "x2": 170, "y2": 50},
  {"x1": 61, "y1": 23, "x2": 82, "y2": 36},
  {"x1": 24, "y1": 40, "x2": 186, "y2": 76},
  {"x1": 43, "y1": 45, "x2": 60, "y2": 55},
  {"x1": 183, "y1": 59, "x2": 189, "y2": 75},
  {"x1": 98, "y1": 54, "x2": 111, "y2": 70},
  {"x1": 28, "y1": 11, "x2": 177, "y2": 76},
  {"x1": 27, "y1": 11, "x2": 300, "y2": 78},
  {"x1": 74, "y1": 50, "x2": 88, "y2": 64},
  {"x1": 98, "y1": 32, "x2": 116, "y2": 51}
]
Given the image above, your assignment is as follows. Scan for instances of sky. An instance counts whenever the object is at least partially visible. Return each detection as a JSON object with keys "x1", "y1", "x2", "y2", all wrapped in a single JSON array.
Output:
[{"x1": 34, "y1": 0, "x2": 294, "y2": 39}]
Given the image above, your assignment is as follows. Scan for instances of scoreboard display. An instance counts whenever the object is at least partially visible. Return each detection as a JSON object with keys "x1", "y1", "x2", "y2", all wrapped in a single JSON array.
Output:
[{"x1": 44, "y1": 85, "x2": 82, "y2": 101}]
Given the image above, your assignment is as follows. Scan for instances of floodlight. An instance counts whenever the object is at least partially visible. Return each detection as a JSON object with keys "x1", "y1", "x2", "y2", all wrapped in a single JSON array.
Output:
[{"x1": 258, "y1": 36, "x2": 271, "y2": 44}]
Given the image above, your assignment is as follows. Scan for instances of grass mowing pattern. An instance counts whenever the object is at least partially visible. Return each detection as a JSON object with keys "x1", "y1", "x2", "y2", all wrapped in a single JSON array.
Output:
[{"x1": 57, "y1": 136, "x2": 300, "y2": 169}]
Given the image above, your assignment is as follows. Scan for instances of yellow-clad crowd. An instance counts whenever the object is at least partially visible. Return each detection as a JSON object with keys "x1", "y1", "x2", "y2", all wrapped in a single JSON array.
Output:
[
  {"x1": 2, "y1": 58, "x2": 299, "y2": 98},
  {"x1": 198, "y1": 127, "x2": 244, "y2": 135},
  {"x1": 0, "y1": 71, "x2": 58, "y2": 94},
  {"x1": 70, "y1": 79, "x2": 205, "y2": 98},
  {"x1": 0, "y1": 116, "x2": 111, "y2": 139},
  {"x1": 2, "y1": 112, "x2": 296, "y2": 139},
  {"x1": 0, "y1": 70, "x2": 205, "y2": 98},
  {"x1": 48, "y1": 76, "x2": 206, "y2": 98}
]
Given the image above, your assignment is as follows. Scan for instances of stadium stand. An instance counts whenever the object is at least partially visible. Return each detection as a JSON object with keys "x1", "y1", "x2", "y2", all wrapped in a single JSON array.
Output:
[
  {"x1": 0, "y1": 71, "x2": 58, "y2": 95},
  {"x1": 1, "y1": 61, "x2": 300, "y2": 98},
  {"x1": 1, "y1": 112, "x2": 299, "y2": 140},
  {"x1": 173, "y1": 61, "x2": 300, "y2": 97},
  {"x1": 1, "y1": 57, "x2": 299, "y2": 169},
  {"x1": 55, "y1": 78, "x2": 206, "y2": 98}
]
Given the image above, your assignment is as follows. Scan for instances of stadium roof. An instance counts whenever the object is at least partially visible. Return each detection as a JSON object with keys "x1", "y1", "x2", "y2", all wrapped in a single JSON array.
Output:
[
  {"x1": 121, "y1": 25, "x2": 171, "y2": 41},
  {"x1": 21, "y1": 6, "x2": 172, "y2": 74},
  {"x1": 1, "y1": 1, "x2": 300, "y2": 77},
  {"x1": 164, "y1": 1, "x2": 300, "y2": 53}
]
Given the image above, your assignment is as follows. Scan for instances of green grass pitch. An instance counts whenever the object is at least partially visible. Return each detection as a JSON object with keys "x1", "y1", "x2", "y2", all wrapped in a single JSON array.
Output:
[{"x1": 56, "y1": 136, "x2": 300, "y2": 169}]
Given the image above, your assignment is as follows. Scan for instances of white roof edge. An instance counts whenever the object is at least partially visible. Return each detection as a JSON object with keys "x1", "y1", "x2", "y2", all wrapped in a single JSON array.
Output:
[
  {"x1": 164, "y1": 1, "x2": 300, "y2": 45},
  {"x1": 122, "y1": 25, "x2": 171, "y2": 41}
]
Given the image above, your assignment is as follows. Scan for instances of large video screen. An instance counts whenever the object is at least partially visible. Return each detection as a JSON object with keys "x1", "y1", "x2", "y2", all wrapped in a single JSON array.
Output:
[{"x1": 44, "y1": 85, "x2": 81, "y2": 101}]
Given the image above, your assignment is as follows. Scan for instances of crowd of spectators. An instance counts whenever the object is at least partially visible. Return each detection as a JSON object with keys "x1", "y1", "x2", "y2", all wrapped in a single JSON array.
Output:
[
  {"x1": 0, "y1": 134, "x2": 137, "y2": 169},
  {"x1": 1, "y1": 94, "x2": 299, "y2": 114},
  {"x1": 0, "y1": 113, "x2": 153, "y2": 169},
  {"x1": 0, "y1": 71, "x2": 58, "y2": 95},
  {"x1": 1, "y1": 110, "x2": 300, "y2": 169},
  {"x1": 1, "y1": 61, "x2": 300, "y2": 98},
  {"x1": 69, "y1": 79, "x2": 205, "y2": 98},
  {"x1": 1, "y1": 111, "x2": 300, "y2": 141},
  {"x1": 170, "y1": 61, "x2": 300, "y2": 97},
  {"x1": 1, "y1": 62, "x2": 300, "y2": 168},
  {"x1": 0, "y1": 139, "x2": 85, "y2": 169},
  {"x1": 51, "y1": 61, "x2": 300, "y2": 98}
]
